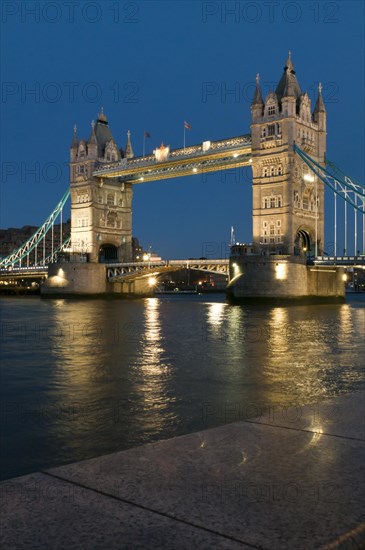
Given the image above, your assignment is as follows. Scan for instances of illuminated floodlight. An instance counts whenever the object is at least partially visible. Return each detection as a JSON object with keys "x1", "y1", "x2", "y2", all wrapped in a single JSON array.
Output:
[{"x1": 148, "y1": 276, "x2": 157, "y2": 287}]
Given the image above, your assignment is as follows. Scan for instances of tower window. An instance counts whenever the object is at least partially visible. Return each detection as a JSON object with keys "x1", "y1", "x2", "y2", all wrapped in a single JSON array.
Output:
[
  {"x1": 278, "y1": 165, "x2": 283, "y2": 176},
  {"x1": 107, "y1": 193, "x2": 115, "y2": 206},
  {"x1": 268, "y1": 105, "x2": 276, "y2": 116},
  {"x1": 270, "y1": 197, "x2": 276, "y2": 208},
  {"x1": 268, "y1": 124, "x2": 276, "y2": 136}
]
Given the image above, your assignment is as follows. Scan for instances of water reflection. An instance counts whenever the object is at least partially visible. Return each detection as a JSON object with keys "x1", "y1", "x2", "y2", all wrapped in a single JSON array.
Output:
[
  {"x1": 206, "y1": 302, "x2": 226, "y2": 331},
  {"x1": 138, "y1": 298, "x2": 172, "y2": 405},
  {"x1": 1, "y1": 294, "x2": 364, "y2": 480}
]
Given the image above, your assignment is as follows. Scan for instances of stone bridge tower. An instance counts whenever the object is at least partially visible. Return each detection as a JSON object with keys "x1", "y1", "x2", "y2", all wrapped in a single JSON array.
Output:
[
  {"x1": 70, "y1": 109, "x2": 133, "y2": 263},
  {"x1": 250, "y1": 54, "x2": 326, "y2": 255}
]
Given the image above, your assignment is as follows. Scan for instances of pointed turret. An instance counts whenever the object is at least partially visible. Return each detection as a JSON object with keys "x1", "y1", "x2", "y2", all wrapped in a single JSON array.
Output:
[
  {"x1": 252, "y1": 74, "x2": 263, "y2": 105},
  {"x1": 71, "y1": 124, "x2": 78, "y2": 148},
  {"x1": 313, "y1": 82, "x2": 326, "y2": 114},
  {"x1": 313, "y1": 83, "x2": 326, "y2": 139},
  {"x1": 251, "y1": 74, "x2": 264, "y2": 123},
  {"x1": 88, "y1": 120, "x2": 98, "y2": 158},
  {"x1": 125, "y1": 130, "x2": 134, "y2": 159},
  {"x1": 70, "y1": 124, "x2": 78, "y2": 161},
  {"x1": 88, "y1": 120, "x2": 97, "y2": 143}
]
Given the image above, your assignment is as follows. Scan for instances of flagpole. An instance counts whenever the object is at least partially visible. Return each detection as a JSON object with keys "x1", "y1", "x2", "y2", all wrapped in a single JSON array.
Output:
[
  {"x1": 143, "y1": 132, "x2": 145, "y2": 157},
  {"x1": 183, "y1": 123, "x2": 186, "y2": 151}
]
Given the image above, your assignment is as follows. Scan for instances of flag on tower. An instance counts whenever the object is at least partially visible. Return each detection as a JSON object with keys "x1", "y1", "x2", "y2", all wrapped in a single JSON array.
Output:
[
  {"x1": 144, "y1": 131, "x2": 151, "y2": 138},
  {"x1": 184, "y1": 121, "x2": 192, "y2": 130}
]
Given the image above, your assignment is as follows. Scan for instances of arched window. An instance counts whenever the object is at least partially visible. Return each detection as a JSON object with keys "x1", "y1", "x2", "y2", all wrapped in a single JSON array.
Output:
[
  {"x1": 263, "y1": 167, "x2": 269, "y2": 177},
  {"x1": 277, "y1": 165, "x2": 282, "y2": 176},
  {"x1": 270, "y1": 166, "x2": 275, "y2": 176}
]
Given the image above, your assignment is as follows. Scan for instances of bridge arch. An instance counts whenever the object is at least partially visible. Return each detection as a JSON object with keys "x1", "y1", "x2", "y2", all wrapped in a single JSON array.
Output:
[
  {"x1": 294, "y1": 227, "x2": 312, "y2": 255},
  {"x1": 98, "y1": 243, "x2": 118, "y2": 263}
]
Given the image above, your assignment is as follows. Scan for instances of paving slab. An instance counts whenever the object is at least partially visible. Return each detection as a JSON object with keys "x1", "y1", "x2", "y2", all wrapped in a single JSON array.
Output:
[
  {"x1": 0, "y1": 472, "x2": 251, "y2": 549},
  {"x1": 1, "y1": 393, "x2": 364, "y2": 549},
  {"x1": 47, "y1": 397, "x2": 365, "y2": 549}
]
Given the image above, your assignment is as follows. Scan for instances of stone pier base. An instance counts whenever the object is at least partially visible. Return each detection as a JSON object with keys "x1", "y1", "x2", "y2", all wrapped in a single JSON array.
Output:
[
  {"x1": 41, "y1": 263, "x2": 154, "y2": 298},
  {"x1": 227, "y1": 255, "x2": 345, "y2": 303}
]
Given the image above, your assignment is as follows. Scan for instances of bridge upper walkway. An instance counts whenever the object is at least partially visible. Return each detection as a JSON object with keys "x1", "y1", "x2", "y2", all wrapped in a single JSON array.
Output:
[{"x1": 93, "y1": 135, "x2": 252, "y2": 183}]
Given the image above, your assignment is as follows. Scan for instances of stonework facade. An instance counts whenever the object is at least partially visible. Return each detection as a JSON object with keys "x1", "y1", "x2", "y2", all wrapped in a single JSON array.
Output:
[
  {"x1": 250, "y1": 54, "x2": 326, "y2": 255},
  {"x1": 70, "y1": 110, "x2": 133, "y2": 263}
]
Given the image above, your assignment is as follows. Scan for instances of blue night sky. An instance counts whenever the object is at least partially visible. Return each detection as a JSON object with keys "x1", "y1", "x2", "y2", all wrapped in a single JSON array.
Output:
[{"x1": 1, "y1": 0, "x2": 364, "y2": 258}]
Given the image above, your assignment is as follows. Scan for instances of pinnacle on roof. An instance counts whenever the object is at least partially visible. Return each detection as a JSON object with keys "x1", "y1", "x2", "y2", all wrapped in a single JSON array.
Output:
[
  {"x1": 286, "y1": 50, "x2": 294, "y2": 72},
  {"x1": 275, "y1": 52, "x2": 302, "y2": 102},
  {"x1": 252, "y1": 73, "x2": 264, "y2": 106},
  {"x1": 71, "y1": 124, "x2": 78, "y2": 148},
  {"x1": 88, "y1": 120, "x2": 97, "y2": 144},
  {"x1": 97, "y1": 107, "x2": 108, "y2": 124},
  {"x1": 125, "y1": 130, "x2": 134, "y2": 159},
  {"x1": 314, "y1": 82, "x2": 326, "y2": 113}
]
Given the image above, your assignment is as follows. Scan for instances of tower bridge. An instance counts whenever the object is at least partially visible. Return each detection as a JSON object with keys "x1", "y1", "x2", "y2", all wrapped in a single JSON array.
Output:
[{"x1": 1, "y1": 53, "x2": 364, "y2": 300}]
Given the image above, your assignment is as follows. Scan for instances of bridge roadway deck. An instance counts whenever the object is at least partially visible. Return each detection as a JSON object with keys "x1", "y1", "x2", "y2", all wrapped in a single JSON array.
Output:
[
  {"x1": 2, "y1": 392, "x2": 364, "y2": 549},
  {"x1": 106, "y1": 259, "x2": 230, "y2": 280}
]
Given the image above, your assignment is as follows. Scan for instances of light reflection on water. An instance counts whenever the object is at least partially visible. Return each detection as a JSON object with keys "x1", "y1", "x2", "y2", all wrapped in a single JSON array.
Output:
[{"x1": 0, "y1": 294, "x2": 364, "y2": 480}]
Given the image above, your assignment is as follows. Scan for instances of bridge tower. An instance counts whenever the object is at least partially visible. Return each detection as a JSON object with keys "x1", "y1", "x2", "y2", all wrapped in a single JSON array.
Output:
[
  {"x1": 70, "y1": 109, "x2": 133, "y2": 263},
  {"x1": 250, "y1": 53, "x2": 326, "y2": 255}
]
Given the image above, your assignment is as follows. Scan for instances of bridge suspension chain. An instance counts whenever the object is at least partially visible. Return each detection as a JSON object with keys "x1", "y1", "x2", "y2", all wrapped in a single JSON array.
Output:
[
  {"x1": 0, "y1": 190, "x2": 70, "y2": 269},
  {"x1": 294, "y1": 144, "x2": 365, "y2": 256},
  {"x1": 294, "y1": 144, "x2": 365, "y2": 213}
]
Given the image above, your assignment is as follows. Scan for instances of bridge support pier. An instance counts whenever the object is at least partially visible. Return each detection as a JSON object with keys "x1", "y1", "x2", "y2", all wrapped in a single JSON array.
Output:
[
  {"x1": 227, "y1": 255, "x2": 346, "y2": 304},
  {"x1": 41, "y1": 263, "x2": 154, "y2": 298},
  {"x1": 41, "y1": 262, "x2": 107, "y2": 297}
]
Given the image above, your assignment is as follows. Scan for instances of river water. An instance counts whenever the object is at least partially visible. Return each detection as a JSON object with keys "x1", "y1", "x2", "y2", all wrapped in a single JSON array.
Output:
[{"x1": 1, "y1": 294, "x2": 364, "y2": 480}]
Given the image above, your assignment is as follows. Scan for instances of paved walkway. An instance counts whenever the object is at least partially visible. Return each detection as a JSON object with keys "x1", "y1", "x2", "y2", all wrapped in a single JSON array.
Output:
[{"x1": 1, "y1": 393, "x2": 364, "y2": 549}]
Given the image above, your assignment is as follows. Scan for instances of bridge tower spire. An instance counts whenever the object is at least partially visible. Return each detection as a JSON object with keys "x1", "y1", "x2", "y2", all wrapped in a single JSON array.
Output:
[{"x1": 250, "y1": 53, "x2": 326, "y2": 256}]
